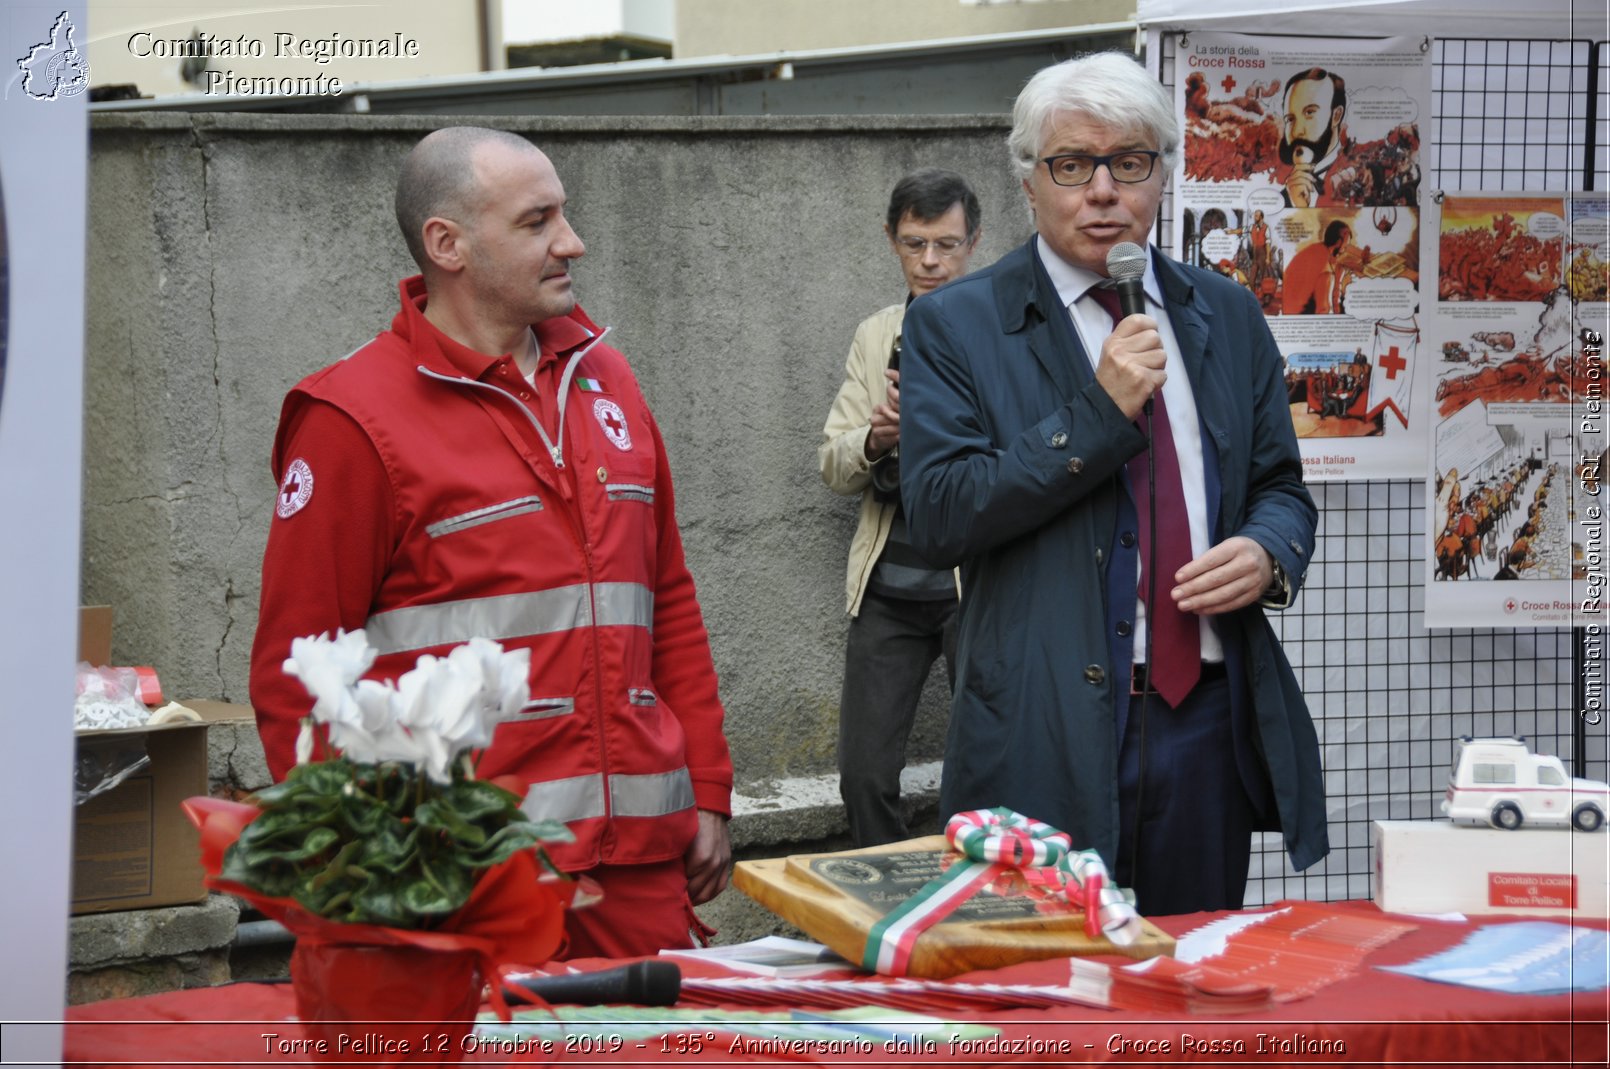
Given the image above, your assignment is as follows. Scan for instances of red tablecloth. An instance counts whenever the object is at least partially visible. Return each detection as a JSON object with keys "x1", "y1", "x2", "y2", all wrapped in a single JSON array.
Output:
[{"x1": 56, "y1": 904, "x2": 1609, "y2": 1067}]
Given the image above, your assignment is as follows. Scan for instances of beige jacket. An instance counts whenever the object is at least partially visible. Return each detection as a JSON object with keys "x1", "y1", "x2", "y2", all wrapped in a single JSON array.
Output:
[
  {"x1": 819, "y1": 304, "x2": 903, "y2": 616},
  {"x1": 819, "y1": 303, "x2": 959, "y2": 616}
]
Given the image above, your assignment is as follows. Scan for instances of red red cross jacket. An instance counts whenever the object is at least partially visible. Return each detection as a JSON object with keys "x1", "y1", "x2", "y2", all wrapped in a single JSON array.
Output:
[{"x1": 250, "y1": 277, "x2": 733, "y2": 871}]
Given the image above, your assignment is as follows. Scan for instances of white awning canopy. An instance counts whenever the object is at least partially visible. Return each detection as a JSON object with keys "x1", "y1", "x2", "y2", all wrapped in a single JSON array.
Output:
[{"x1": 1137, "y1": 0, "x2": 1605, "y2": 41}]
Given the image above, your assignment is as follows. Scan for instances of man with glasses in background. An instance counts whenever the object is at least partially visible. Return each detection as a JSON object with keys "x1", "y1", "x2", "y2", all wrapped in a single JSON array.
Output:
[
  {"x1": 897, "y1": 54, "x2": 1327, "y2": 915},
  {"x1": 818, "y1": 169, "x2": 981, "y2": 846}
]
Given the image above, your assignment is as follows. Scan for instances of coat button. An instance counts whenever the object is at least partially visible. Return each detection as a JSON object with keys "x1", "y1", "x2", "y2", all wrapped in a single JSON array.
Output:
[
  {"x1": 1120, "y1": 531, "x2": 1136, "y2": 548},
  {"x1": 1083, "y1": 665, "x2": 1105, "y2": 685},
  {"x1": 597, "y1": 467, "x2": 608, "y2": 482},
  {"x1": 1050, "y1": 431, "x2": 1068, "y2": 448},
  {"x1": 1116, "y1": 620, "x2": 1132, "y2": 637},
  {"x1": 1066, "y1": 457, "x2": 1085, "y2": 475},
  {"x1": 1095, "y1": 547, "x2": 1104, "y2": 565}
]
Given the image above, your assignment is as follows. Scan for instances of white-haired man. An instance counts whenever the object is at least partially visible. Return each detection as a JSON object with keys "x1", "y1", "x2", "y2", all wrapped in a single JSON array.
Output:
[{"x1": 898, "y1": 53, "x2": 1327, "y2": 914}]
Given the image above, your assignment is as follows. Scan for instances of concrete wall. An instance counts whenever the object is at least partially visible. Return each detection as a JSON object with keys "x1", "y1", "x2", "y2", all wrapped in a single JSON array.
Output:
[{"x1": 85, "y1": 112, "x2": 1031, "y2": 793}]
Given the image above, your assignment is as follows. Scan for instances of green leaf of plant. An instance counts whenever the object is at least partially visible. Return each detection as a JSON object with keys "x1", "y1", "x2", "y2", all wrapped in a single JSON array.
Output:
[
  {"x1": 444, "y1": 779, "x2": 519, "y2": 822},
  {"x1": 350, "y1": 884, "x2": 410, "y2": 927},
  {"x1": 414, "y1": 799, "x2": 487, "y2": 848},
  {"x1": 254, "y1": 825, "x2": 340, "y2": 863},
  {"x1": 355, "y1": 825, "x2": 417, "y2": 875},
  {"x1": 402, "y1": 864, "x2": 472, "y2": 916},
  {"x1": 308, "y1": 839, "x2": 361, "y2": 890},
  {"x1": 517, "y1": 817, "x2": 575, "y2": 844}
]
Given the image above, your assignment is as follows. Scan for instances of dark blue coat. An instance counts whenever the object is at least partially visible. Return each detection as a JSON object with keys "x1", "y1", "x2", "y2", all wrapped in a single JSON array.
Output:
[{"x1": 900, "y1": 239, "x2": 1328, "y2": 873}]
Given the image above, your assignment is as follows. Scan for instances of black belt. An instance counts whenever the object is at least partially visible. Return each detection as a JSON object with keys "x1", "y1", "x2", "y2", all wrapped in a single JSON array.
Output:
[{"x1": 1131, "y1": 660, "x2": 1227, "y2": 696}]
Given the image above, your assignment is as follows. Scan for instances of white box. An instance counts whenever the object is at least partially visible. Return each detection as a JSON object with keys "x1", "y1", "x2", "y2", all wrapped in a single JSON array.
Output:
[{"x1": 1373, "y1": 819, "x2": 1609, "y2": 918}]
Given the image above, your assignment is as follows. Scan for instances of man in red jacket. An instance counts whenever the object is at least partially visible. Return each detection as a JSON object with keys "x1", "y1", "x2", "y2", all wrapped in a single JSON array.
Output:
[{"x1": 250, "y1": 126, "x2": 733, "y2": 958}]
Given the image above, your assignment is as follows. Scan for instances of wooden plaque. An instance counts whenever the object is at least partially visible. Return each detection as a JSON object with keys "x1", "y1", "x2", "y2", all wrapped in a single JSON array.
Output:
[{"x1": 733, "y1": 835, "x2": 1175, "y2": 979}]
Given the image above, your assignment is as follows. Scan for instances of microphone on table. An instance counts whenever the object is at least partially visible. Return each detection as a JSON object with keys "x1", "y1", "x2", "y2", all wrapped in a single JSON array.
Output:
[{"x1": 505, "y1": 960, "x2": 682, "y2": 1007}]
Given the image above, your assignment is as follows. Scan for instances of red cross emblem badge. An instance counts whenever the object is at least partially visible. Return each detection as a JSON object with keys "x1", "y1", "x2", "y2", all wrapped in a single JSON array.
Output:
[
  {"x1": 276, "y1": 457, "x2": 314, "y2": 518},
  {"x1": 593, "y1": 398, "x2": 632, "y2": 451}
]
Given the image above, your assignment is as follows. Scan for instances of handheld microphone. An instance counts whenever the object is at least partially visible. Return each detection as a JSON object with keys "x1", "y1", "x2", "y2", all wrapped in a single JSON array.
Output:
[
  {"x1": 1106, "y1": 242, "x2": 1148, "y2": 319},
  {"x1": 1107, "y1": 241, "x2": 1152, "y2": 416},
  {"x1": 505, "y1": 960, "x2": 682, "y2": 1007}
]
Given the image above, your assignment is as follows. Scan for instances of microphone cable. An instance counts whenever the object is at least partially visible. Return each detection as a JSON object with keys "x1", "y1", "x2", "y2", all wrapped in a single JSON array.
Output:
[
  {"x1": 1104, "y1": 241, "x2": 1161, "y2": 908},
  {"x1": 1127, "y1": 392, "x2": 1158, "y2": 905}
]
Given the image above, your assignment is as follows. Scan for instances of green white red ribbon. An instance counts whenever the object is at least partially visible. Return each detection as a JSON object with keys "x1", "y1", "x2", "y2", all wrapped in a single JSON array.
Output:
[{"x1": 860, "y1": 808, "x2": 1076, "y2": 975}]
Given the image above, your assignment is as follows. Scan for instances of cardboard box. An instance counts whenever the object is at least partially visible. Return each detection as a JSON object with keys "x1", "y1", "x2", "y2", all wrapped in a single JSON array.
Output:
[
  {"x1": 79, "y1": 605, "x2": 113, "y2": 664},
  {"x1": 72, "y1": 720, "x2": 209, "y2": 914},
  {"x1": 70, "y1": 607, "x2": 256, "y2": 914},
  {"x1": 1373, "y1": 819, "x2": 1609, "y2": 918}
]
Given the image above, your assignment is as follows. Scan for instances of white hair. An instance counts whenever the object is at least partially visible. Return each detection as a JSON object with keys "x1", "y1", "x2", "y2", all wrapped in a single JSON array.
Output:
[{"x1": 1007, "y1": 52, "x2": 1179, "y2": 182}]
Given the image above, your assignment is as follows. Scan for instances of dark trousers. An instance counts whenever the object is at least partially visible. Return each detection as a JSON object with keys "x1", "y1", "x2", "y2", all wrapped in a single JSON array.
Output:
[
  {"x1": 1114, "y1": 672, "x2": 1260, "y2": 916},
  {"x1": 836, "y1": 589, "x2": 957, "y2": 847}
]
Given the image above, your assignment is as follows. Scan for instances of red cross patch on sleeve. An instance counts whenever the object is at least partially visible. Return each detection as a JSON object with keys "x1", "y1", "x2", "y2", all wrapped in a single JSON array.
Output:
[{"x1": 276, "y1": 457, "x2": 314, "y2": 518}]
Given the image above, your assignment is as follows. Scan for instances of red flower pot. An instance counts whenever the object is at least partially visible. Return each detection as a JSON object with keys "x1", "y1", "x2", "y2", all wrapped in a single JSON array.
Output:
[{"x1": 291, "y1": 942, "x2": 483, "y2": 1064}]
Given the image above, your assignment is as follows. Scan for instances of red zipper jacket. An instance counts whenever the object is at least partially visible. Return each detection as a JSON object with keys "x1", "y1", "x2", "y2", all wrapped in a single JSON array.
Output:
[{"x1": 249, "y1": 277, "x2": 733, "y2": 870}]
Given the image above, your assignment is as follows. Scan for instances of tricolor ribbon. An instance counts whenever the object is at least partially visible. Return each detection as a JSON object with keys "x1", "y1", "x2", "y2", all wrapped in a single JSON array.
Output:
[{"x1": 859, "y1": 808, "x2": 1142, "y2": 976}]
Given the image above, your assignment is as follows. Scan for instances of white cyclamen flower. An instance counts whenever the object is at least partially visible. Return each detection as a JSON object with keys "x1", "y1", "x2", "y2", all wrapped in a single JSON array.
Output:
[
  {"x1": 283, "y1": 630, "x2": 530, "y2": 781},
  {"x1": 468, "y1": 638, "x2": 532, "y2": 728},
  {"x1": 283, "y1": 630, "x2": 377, "y2": 730},
  {"x1": 394, "y1": 651, "x2": 488, "y2": 784},
  {"x1": 331, "y1": 679, "x2": 426, "y2": 767}
]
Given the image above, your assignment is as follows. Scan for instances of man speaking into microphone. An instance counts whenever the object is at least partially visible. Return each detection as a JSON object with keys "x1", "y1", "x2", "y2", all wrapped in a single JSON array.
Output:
[{"x1": 897, "y1": 52, "x2": 1326, "y2": 915}]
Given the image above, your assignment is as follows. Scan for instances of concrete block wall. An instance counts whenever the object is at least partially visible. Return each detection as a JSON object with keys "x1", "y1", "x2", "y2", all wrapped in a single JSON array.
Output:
[
  {"x1": 85, "y1": 112, "x2": 1032, "y2": 794},
  {"x1": 67, "y1": 895, "x2": 238, "y2": 1004}
]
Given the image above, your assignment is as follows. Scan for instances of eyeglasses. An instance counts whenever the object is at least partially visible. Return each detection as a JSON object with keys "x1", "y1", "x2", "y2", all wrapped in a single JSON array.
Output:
[
  {"x1": 894, "y1": 235, "x2": 975, "y2": 259},
  {"x1": 1039, "y1": 150, "x2": 1161, "y2": 187}
]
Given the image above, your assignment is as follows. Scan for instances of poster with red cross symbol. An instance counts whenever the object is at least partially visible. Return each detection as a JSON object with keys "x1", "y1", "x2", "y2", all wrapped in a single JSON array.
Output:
[{"x1": 1169, "y1": 31, "x2": 1432, "y2": 480}]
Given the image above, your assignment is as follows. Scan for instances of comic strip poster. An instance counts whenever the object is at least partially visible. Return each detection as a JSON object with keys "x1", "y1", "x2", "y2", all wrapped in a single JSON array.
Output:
[
  {"x1": 1172, "y1": 33, "x2": 1431, "y2": 480},
  {"x1": 1422, "y1": 192, "x2": 1608, "y2": 628}
]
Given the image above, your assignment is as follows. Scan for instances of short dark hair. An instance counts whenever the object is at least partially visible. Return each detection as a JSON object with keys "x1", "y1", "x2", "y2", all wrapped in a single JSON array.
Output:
[
  {"x1": 885, "y1": 168, "x2": 981, "y2": 236},
  {"x1": 1323, "y1": 220, "x2": 1353, "y2": 247},
  {"x1": 1283, "y1": 68, "x2": 1346, "y2": 116},
  {"x1": 394, "y1": 126, "x2": 540, "y2": 270}
]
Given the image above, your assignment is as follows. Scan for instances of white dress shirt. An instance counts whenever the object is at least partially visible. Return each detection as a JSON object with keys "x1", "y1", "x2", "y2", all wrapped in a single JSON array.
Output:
[{"x1": 1034, "y1": 236, "x2": 1224, "y2": 664}]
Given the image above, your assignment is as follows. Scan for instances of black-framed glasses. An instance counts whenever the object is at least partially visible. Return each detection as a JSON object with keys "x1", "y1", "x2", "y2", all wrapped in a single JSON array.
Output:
[
  {"x1": 894, "y1": 235, "x2": 975, "y2": 259},
  {"x1": 1039, "y1": 150, "x2": 1161, "y2": 187}
]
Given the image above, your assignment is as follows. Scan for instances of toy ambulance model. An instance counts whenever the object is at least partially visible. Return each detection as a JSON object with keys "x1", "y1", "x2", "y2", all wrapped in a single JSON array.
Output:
[{"x1": 1442, "y1": 737, "x2": 1609, "y2": 831}]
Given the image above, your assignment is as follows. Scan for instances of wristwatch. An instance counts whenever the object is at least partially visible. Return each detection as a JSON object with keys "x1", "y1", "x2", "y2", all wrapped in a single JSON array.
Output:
[{"x1": 1259, "y1": 556, "x2": 1293, "y2": 609}]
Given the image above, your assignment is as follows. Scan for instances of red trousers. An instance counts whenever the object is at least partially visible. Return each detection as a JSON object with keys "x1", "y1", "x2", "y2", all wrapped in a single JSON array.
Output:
[{"x1": 559, "y1": 859, "x2": 713, "y2": 959}]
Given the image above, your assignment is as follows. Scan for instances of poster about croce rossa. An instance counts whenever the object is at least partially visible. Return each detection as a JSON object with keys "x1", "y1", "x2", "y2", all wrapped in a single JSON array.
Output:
[
  {"x1": 1171, "y1": 32, "x2": 1432, "y2": 481},
  {"x1": 1423, "y1": 191, "x2": 1607, "y2": 628}
]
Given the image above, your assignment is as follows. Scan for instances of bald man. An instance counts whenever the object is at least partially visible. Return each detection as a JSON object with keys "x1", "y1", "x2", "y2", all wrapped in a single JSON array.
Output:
[{"x1": 250, "y1": 127, "x2": 734, "y2": 958}]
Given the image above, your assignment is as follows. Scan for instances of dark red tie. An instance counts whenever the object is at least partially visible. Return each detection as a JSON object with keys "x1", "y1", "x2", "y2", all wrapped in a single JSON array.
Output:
[{"x1": 1088, "y1": 285, "x2": 1201, "y2": 708}]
